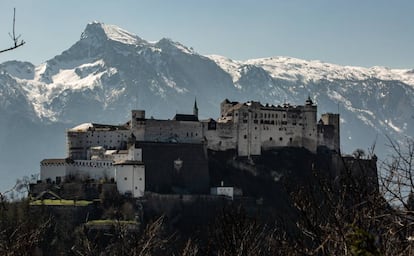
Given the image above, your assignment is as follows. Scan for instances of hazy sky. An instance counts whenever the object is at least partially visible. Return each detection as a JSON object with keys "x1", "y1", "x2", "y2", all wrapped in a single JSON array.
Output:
[{"x1": 0, "y1": 0, "x2": 413, "y2": 68}]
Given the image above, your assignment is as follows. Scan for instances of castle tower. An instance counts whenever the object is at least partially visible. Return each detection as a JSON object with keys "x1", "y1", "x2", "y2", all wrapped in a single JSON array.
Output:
[
  {"x1": 193, "y1": 98, "x2": 199, "y2": 118},
  {"x1": 302, "y1": 96, "x2": 318, "y2": 152},
  {"x1": 320, "y1": 113, "x2": 340, "y2": 153},
  {"x1": 131, "y1": 110, "x2": 146, "y2": 140}
]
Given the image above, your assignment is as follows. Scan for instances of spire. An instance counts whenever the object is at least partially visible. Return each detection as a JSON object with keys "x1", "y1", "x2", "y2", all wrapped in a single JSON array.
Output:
[
  {"x1": 305, "y1": 95, "x2": 313, "y2": 106},
  {"x1": 193, "y1": 98, "x2": 199, "y2": 118}
]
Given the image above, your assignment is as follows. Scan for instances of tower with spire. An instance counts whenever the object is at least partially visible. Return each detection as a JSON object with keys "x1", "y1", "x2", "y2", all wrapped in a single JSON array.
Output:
[{"x1": 193, "y1": 98, "x2": 199, "y2": 118}]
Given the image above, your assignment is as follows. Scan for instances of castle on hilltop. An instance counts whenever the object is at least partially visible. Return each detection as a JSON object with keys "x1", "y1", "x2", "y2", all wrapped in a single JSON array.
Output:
[{"x1": 40, "y1": 98, "x2": 340, "y2": 198}]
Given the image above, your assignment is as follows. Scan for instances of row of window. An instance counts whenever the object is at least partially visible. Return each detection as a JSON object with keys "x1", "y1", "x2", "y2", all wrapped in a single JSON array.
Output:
[
  {"x1": 242, "y1": 120, "x2": 295, "y2": 126},
  {"x1": 86, "y1": 134, "x2": 128, "y2": 138},
  {"x1": 238, "y1": 112, "x2": 305, "y2": 119},
  {"x1": 242, "y1": 135, "x2": 293, "y2": 142},
  {"x1": 75, "y1": 162, "x2": 113, "y2": 167},
  {"x1": 42, "y1": 162, "x2": 113, "y2": 167},
  {"x1": 155, "y1": 132, "x2": 199, "y2": 137},
  {"x1": 71, "y1": 140, "x2": 123, "y2": 145}
]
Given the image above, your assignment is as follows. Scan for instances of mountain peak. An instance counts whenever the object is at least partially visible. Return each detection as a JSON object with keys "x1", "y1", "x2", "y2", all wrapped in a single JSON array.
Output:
[
  {"x1": 81, "y1": 21, "x2": 143, "y2": 45},
  {"x1": 155, "y1": 37, "x2": 195, "y2": 55}
]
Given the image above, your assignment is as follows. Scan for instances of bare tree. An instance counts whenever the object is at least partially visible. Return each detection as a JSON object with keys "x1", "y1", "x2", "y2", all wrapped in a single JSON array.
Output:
[
  {"x1": 380, "y1": 137, "x2": 414, "y2": 209},
  {"x1": 1, "y1": 8, "x2": 25, "y2": 53},
  {"x1": 72, "y1": 216, "x2": 173, "y2": 256}
]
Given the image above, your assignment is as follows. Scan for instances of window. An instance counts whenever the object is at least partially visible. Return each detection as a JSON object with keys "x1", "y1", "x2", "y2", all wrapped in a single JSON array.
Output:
[
  {"x1": 279, "y1": 137, "x2": 283, "y2": 141},
  {"x1": 269, "y1": 137, "x2": 273, "y2": 141},
  {"x1": 124, "y1": 177, "x2": 127, "y2": 181},
  {"x1": 244, "y1": 135, "x2": 247, "y2": 139}
]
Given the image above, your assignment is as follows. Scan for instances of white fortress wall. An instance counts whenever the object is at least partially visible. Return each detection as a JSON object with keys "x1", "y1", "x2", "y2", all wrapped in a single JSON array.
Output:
[
  {"x1": 115, "y1": 163, "x2": 145, "y2": 198},
  {"x1": 40, "y1": 163, "x2": 68, "y2": 182},
  {"x1": 69, "y1": 160, "x2": 115, "y2": 180},
  {"x1": 40, "y1": 159, "x2": 115, "y2": 182},
  {"x1": 68, "y1": 128, "x2": 130, "y2": 160}
]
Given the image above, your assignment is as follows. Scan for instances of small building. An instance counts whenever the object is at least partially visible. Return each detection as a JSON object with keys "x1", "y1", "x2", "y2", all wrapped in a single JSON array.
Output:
[
  {"x1": 115, "y1": 160, "x2": 145, "y2": 198},
  {"x1": 210, "y1": 186, "x2": 234, "y2": 200}
]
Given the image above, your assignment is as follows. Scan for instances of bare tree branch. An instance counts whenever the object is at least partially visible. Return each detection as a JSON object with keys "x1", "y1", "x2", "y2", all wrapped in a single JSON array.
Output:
[{"x1": 0, "y1": 8, "x2": 25, "y2": 54}]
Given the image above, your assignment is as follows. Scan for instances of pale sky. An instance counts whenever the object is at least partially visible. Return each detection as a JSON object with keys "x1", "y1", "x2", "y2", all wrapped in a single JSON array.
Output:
[{"x1": 0, "y1": 0, "x2": 413, "y2": 68}]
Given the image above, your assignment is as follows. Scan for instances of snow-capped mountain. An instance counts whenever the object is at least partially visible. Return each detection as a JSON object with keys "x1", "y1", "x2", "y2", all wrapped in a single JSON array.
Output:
[{"x1": 0, "y1": 21, "x2": 413, "y2": 191}]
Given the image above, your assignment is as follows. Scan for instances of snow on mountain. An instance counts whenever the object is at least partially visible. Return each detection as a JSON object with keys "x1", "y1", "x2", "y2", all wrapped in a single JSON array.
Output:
[
  {"x1": 0, "y1": 21, "x2": 413, "y2": 191},
  {"x1": 208, "y1": 55, "x2": 414, "y2": 87},
  {"x1": 81, "y1": 21, "x2": 145, "y2": 46},
  {"x1": 207, "y1": 55, "x2": 243, "y2": 84}
]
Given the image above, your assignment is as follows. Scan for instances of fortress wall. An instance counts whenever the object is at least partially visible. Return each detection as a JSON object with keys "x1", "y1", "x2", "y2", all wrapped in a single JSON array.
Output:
[
  {"x1": 69, "y1": 160, "x2": 115, "y2": 180},
  {"x1": 68, "y1": 130, "x2": 130, "y2": 159},
  {"x1": 40, "y1": 160, "x2": 115, "y2": 183},
  {"x1": 137, "y1": 142, "x2": 209, "y2": 194},
  {"x1": 144, "y1": 120, "x2": 202, "y2": 143},
  {"x1": 204, "y1": 122, "x2": 237, "y2": 151},
  {"x1": 40, "y1": 164, "x2": 68, "y2": 182}
]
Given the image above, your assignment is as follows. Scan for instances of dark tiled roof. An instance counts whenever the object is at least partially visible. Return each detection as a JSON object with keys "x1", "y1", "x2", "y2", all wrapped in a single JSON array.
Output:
[
  {"x1": 41, "y1": 158, "x2": 74, "y2": 165},
  {"x1": 114, "y1": 160, "x2": 144, "y2": 166},
  {"x1": 173, "y1": 114, "x2": 199, "y2": 122}
]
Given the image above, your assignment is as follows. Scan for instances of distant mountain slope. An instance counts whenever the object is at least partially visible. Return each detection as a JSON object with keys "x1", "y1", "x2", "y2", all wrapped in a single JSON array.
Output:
[{"x1": 0, "y1": 21, "x2": 413, "y2": 191}]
